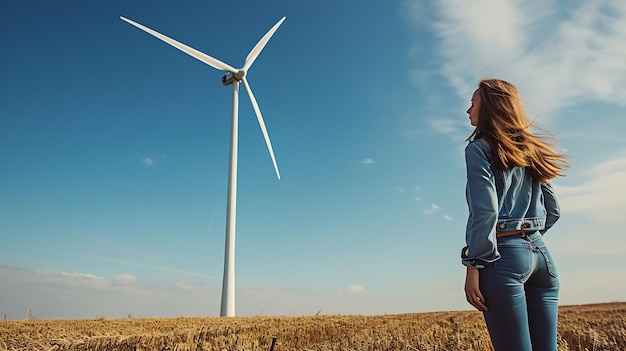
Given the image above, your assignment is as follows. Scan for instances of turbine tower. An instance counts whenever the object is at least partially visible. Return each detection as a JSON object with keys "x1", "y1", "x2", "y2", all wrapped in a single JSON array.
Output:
[{"x1": 120, "y1": 16, "x2": 285, "y2": 317}]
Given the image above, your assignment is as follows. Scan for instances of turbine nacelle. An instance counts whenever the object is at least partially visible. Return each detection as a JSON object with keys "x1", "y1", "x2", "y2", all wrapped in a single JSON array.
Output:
[{"x1": 222, "y1": 70, "x2": 246, "y2": 86}]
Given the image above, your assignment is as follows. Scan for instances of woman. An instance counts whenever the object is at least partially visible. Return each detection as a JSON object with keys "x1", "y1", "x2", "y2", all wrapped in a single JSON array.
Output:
[{"x1": 462, "y1": 79, "x2": 567, "y2": 351}]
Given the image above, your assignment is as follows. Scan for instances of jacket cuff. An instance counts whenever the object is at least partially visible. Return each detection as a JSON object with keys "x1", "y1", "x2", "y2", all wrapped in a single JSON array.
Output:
[
  {"x1": 462, "y1": 260, "x2": 486, "y2": 269},
  {"x1": 461, "y1": 246, "x2": 487, "y2": 268}
]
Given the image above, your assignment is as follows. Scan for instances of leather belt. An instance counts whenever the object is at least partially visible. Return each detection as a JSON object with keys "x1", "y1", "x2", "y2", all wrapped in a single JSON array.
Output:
[{"x1": 496, "y1": 230, "x2": 527, "y2": 238}]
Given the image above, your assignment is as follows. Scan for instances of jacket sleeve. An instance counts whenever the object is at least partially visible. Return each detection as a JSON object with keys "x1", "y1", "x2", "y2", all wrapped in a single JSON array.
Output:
[
  {"x1": 461, "y1": 141, "x2": 500, "y2": 268},
  {"x1": 540, "y1": 182, "x2": 560, "y2": 234}
]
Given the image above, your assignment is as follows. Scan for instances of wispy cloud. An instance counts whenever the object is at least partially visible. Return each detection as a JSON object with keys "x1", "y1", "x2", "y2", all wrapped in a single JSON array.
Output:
[
  {"x1": 142, "y1": 153, "x2": 167, "y2": 166},
  {"x1": 337, "y1": 284, "x2": 365, "y2": 297},
  {"x1": 0, "y1": 266, "x2": 213, "y2": 319},
  {"x1": 415, "y1": 186, "x2": 422, "y2": 201},
  {"x1": 549, "y1": 222, "x2": 626, "y2": 256},
  {"x1": 349, "y1": 284, "x2": 365, "y2": 294},
  {"x1": 14, "y1": 244, "x2": 214, "y2": 279},
  {"x1": 429, "y1": 118, "x2": 465, "y2": 135},
  {"x1": 557, "y1": 152, "x2": 626, "y2": 223},
  {"x1": 443, "y1": 214, "x2": 453, "y2": 221},
  {"x1": 2, "y1": 268, "x2": 135, "y2": 291},
  {"x1": 174, "y1": 281, "x2": 204, "y2": 291},
  {"x1": 114, "y1": 274, "x2": 138, "y2": 286},
  {"x1": 360, "y1": 158, "x2": 375, "y2": 165},
  {"x1": 408, "y1": 0, "x2": 626, "y2": 117},
  {"x1": 424, "y1": 204, "x2": 440, "y2": 215},
  {"x1": 45, "y1": 270, "x2": 110, "y2": 288}
]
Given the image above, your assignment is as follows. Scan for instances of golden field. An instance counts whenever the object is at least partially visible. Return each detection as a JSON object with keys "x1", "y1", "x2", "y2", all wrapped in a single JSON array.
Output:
[{"x1": 1, "y1": 302, "x2": 624, "y2": 351}]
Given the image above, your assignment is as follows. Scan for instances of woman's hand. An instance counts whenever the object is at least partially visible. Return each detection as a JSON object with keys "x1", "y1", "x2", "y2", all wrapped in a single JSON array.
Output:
[{"x1": 465, "y1": 267, "x2": 488, "y2": 311}]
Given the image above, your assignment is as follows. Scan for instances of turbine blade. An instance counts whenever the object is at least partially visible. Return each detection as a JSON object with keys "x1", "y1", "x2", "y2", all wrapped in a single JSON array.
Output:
[
  {"x1": 242, "y1": 77, "x2": 280, "y2": 180},
  {"x1": 243, "y1": 17, "x2": 286, "y2": 71},
  {"x1": 120, "y1": 16, "x2": 237, "y2": 73}
]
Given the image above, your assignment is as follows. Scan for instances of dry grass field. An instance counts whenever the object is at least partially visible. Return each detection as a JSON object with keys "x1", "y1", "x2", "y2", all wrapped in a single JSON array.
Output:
[{"x1": 1, "y1": 302, "x2": 624, "y2": 351}]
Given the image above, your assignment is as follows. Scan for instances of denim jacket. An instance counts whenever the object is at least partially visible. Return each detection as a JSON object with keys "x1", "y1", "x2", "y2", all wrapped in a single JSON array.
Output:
[{"x1": 462, "y1": 138, "x2": 560, "y2": 268}]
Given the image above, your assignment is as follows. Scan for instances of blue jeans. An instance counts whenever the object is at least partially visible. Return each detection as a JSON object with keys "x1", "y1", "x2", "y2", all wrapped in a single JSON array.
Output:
[{"x1": 480, "y1": 231, "x2": 559, "y2": 351}]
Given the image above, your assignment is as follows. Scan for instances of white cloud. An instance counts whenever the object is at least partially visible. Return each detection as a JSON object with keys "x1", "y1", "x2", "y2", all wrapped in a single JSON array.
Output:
[
  {"x1": 0, "y1": 266, "x2": 213, "y2": 319},
  {"x1": 429, "y1": 118, "x2": 463, "y2": 135},
  {"x1": 424, "y1": 204, "x2": 441, "y2": 215},
  {"x1": 394, "y1": 185, "x2": 405, "y2": 193},
  {"x1": 41, "y1": 270, "x2": 110, "y2": 288},
  {"x1": 549, "y1": 223, "x2": 626, "y2": 256},
  {"x1": 360, "y1": 158, "x2": 375, "y2": 165},
  {"x1": 415, "y1": 186, "x2": 422, "y2": 201},
  {"x1": 557, "y1": 152, "x2": 626, "y2": 223},
  {"x1": 17, "y1": 244, "x2": 213, "y2": 279},
  {"x1": 349, "y1": 285, "x2": 365, "y2": 294},
  {"x1": 114, "y1": 274, "x2": 138, "y2": 286},
  {"x1": 412, "y1": 0, "x2": 626, "y2": 115},
  {"x1": 174, "y1": 281, "x2": 204, "y2": 291},
  {"x1": 142, "y1": 153, "x2": 168, "y2": 166},
  {"x1": 10, "y1": 269, "x2": 117, "y2": 290},
  {"x1": 443, "y1": 214, "x2": 453, "y2": 221}
]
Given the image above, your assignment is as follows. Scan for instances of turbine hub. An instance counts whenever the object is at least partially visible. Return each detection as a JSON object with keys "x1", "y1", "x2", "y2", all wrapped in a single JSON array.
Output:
[{"x1": 234, "y1": 69, "x2": 246, "y2": 80}]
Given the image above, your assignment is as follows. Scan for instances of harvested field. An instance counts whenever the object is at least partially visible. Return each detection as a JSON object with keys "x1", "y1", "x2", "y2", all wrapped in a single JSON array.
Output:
[{"x1": 1, "y1": 302, "x2": 624, "y2": 350}]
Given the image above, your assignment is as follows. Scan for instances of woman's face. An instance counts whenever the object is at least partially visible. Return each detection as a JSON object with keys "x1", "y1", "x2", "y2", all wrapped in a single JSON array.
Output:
[{"x1": 466, "y1": 89, "x2": 481, "y2": 127}]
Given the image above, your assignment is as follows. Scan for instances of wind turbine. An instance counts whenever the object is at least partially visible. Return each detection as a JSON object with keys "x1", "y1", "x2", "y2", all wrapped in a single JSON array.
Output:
[{"x1": 120, "y1": 16, "x2": 285, "y2": 317}]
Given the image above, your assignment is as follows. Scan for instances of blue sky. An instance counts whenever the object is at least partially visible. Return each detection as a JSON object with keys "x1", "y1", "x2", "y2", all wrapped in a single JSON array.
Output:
[{"x1": 1, "y1": 0, "x2": 625, "y2": 319}]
